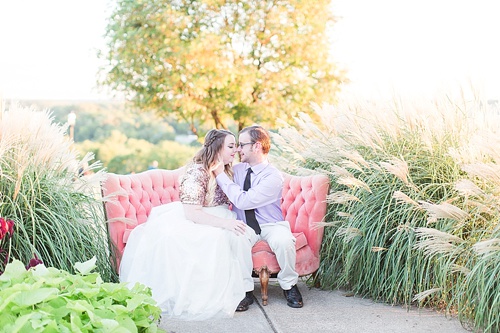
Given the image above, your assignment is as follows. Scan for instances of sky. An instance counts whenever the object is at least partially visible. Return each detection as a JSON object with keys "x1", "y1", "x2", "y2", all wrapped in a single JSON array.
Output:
[
  {"x1": 330, "y1": 0, "x2": 500, "y2": 102},
  {"x1": 0, "y1": 0, "x2": 499, "y2": 102},
  {"x1": 0, "y1": 0, "x2": 111, "y2": 101}
]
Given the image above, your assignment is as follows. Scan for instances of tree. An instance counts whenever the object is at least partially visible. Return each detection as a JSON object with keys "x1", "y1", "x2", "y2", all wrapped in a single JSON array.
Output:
[{"x1": 100, "y1": 0, "x2": 345, "y2": 134}]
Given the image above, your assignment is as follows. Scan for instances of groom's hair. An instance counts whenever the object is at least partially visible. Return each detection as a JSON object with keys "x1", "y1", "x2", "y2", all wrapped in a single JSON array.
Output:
[{"x1": 240, "y1": 125, "x2": 271, "y2": 154}]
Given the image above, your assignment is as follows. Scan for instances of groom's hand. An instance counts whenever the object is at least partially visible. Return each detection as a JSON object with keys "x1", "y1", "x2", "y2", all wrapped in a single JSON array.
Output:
[{"x1": 213, "y1": 160, "x2": 225, "y2": 176}]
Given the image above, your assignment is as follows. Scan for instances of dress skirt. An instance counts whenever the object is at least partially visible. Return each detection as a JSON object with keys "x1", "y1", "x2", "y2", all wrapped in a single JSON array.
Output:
[{"x1": 119, "y1": 201, "x2": 245, "y2": 320}]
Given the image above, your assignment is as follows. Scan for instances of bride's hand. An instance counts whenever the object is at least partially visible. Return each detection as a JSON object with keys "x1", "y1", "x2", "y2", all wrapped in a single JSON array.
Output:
[{"x1": 224, "y1": 219, "x2": 247, "y2": 235}]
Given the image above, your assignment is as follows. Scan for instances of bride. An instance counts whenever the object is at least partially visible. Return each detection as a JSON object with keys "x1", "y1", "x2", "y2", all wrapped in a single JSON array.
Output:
[{"x1": 119, "y1": 129, "x2": 247, "y2": 320}]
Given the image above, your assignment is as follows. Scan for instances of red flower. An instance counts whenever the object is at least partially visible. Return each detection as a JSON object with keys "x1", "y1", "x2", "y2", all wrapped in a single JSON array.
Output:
[
  {"x1": 0, "y1": 218, "x2": 6, "y2": 239},
  {"x1": 7, "y1": 219, "x2": 14, "y2": 236},
  {"x1": 1, "y1": 217, "x2": 16, "y2": 274},
  {"x1": 26, "y1": 253, "x2": 43, "y2": 270},
  {"x1": 0, "y1": 217, "x2": 14, "y2": 240}
]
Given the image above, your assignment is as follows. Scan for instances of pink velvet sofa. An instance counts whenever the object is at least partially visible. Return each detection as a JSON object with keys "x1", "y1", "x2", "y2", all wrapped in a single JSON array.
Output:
[{"x1": 101, "y1": 167, "x2": 329, "y2": 305}]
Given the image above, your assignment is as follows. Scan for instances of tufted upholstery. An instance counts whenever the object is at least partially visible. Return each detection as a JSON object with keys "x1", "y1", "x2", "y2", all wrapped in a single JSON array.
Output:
[
  {"x1": 102, "y1": 168, "x2": 329, "y2": 305},
  {"x1": 251, "y1": 173, "x2": 329, "y2": 304},
  {"x1": 252, "y1": 174, "x2": 329, "y2": 274},
  {"x1": 102, "y1": 167, "x2": 185, "y2": 269}
]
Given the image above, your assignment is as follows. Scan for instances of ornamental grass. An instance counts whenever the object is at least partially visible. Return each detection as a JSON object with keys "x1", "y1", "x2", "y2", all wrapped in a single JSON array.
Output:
[
  {"x1": 272, "y1": 98, "x2": 500, "y2": 332},
  {"x1": 0, "y1": 102, "x2": 116, "y2": 282}
]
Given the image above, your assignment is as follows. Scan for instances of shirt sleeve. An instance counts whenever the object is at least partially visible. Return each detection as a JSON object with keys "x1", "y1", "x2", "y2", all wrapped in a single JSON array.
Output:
[
  {"x1": 179, "y1": 164, "x2": 209, "y2": 205},
  {"x1": 216, "y1": 168, "x2": 282, "y2": 210}
]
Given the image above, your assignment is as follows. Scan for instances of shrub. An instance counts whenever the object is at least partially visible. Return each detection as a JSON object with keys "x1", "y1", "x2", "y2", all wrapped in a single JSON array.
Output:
[
  {"x1": 0, "y1": 103, "x2": 116, "y2": 281},
  {"x1": 272, "y1": 99, "x2": 500, "y2": 332}
]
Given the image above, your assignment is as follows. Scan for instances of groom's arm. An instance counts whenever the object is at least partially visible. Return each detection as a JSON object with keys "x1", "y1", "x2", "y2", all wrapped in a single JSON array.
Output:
[{"x1": 215, "y1": 169, "x2": 282, "y2": 210}]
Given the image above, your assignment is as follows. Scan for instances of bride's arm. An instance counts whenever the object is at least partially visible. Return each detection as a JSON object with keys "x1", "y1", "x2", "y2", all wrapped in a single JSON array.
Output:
[{"x1": 183, "y1": 204, "x2": 246, "y2": 235}]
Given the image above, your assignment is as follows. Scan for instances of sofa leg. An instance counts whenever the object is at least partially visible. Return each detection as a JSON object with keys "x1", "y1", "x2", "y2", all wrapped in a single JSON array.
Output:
[
  {"x1": 258, "y1": 266, "x2": 270, "y2": 306},
  {"x1": 312, "y1": 270, "x2": 321, "y2": 288}
]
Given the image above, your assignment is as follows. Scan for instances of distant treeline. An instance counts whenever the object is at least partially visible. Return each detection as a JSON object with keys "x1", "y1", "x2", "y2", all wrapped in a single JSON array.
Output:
[{"x1": 19, "y1": 100, "x2": 200, "y2": 174}]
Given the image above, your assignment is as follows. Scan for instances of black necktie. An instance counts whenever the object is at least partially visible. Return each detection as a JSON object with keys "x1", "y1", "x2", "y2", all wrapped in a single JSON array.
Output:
[{"x1": 243, "y1": 168, "x2": 261, "y2": 235}]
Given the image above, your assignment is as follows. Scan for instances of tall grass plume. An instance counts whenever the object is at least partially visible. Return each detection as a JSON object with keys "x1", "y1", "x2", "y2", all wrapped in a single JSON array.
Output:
[
  {"x1": 0, "y1": 102, "x2": 116, "y2": 281},
  {"x1": 272, "y1": 96, "x2": 500, "y2": 332}
]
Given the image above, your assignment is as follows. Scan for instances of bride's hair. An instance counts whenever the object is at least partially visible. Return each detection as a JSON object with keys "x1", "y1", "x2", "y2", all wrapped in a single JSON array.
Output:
[{"x1": 193, "y1": 129, "x2": 234, "y2": 205}]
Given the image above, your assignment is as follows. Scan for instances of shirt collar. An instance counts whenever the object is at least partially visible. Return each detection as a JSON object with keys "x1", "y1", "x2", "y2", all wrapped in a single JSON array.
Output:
[{"x1": 246, "y1": 159, "x2": 269, "y2": 175}]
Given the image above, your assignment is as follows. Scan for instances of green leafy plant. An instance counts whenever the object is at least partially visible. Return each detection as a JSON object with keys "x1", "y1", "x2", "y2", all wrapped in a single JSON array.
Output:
[{"x1": 0, "y1": 257, "x2": 164, "y2": 332}]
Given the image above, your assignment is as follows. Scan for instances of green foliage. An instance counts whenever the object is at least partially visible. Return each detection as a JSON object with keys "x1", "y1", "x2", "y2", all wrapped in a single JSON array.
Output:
[
  {"x1": 272, "y1": 100, "x2": 500, "y2": 332},
  {"x1": 0, "y1": 104, "x2": 116, "y2": 282},
  {"x1": 0, "y1": 258, "x2": 164, "y2": 333},
  {"x1": 28, "y1": 100, "x2": 177, "y2": 143},
  {"x1": 19, "y1": 100, "x2": 199, "y2": 174},
  {"x1": 100, "y1": 0, "x2": 344, "y2": 133},
  {"x1": 77, "y1": 132, "x2": 197, "y2": 174}
]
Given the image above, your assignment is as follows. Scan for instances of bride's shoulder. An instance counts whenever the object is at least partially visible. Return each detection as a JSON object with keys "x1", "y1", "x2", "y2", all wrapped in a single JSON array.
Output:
[{"x1": 182, "y1": 163, "x2": 208, "y2": 181}]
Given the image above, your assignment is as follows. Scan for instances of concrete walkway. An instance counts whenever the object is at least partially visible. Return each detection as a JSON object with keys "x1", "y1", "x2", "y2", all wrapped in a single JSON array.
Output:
[{"x1": 159, "y1": 279, "x2": 469, "y2": 333}]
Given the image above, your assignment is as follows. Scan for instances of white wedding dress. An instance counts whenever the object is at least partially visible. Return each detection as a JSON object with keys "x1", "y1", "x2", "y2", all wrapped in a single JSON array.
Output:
[{"x1": 119, "y1": 164, "x2": 245, "y2": 321}]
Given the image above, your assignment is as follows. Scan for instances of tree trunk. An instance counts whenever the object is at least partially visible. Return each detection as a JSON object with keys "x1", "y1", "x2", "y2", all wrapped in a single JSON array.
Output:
[
  {"x1": 211, "y1": 110, "x2": 226, "y2": 129},
  {"x1": 238, "y1": 121, "x2": 245, "y2": 133},
  {"x1": 189, "y1": 122, "x2": 198, "y2": 136}
]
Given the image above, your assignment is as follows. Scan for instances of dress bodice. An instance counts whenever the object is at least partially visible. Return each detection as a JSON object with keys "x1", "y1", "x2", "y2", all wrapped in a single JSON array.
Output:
[{"x1": 179, "y1": 163, "x2": 230, "y2": 206}]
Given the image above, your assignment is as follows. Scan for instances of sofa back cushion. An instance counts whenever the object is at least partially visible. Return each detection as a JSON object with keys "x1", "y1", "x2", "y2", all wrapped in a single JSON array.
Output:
[
  {"x1": 102, "y1": 168, "x2": 329, "y2": 265},
  {"x1": 102, "y1": 168, "x2": 185, "y2": 257}
]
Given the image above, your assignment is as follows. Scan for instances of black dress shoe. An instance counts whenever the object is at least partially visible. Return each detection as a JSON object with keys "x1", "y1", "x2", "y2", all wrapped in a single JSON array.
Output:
[
  {"x1": 283, "y1": 284, "x2": 303, "y2": 308},
  {"x1": 236, "y1": 291, "x2": 254, "y2": 312}
]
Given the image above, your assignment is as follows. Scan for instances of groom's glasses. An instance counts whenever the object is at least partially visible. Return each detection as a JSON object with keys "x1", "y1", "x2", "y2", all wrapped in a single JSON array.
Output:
[{"x1": 238, "y1": 142, "x2": 255, "y2": 148}]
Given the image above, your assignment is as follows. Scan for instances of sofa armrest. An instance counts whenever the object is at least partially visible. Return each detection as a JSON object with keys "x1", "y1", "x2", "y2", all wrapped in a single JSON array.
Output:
[{"x1": 281, "y1": 173, "x2": 330, "y2": 256}]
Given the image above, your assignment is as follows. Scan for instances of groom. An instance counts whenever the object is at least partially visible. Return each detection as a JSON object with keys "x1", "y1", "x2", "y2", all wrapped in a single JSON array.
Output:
[{"x1": 214, "y1": 125, "x2": 303, "y2": 310}]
